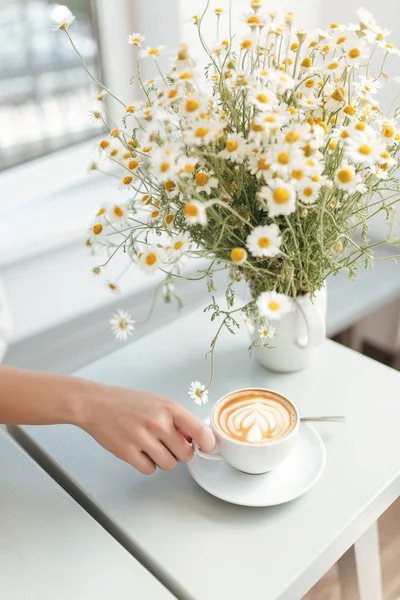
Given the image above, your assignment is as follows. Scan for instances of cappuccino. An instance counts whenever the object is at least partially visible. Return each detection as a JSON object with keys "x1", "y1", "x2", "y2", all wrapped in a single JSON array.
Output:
[{"x1": 213, "y1": 389, "x2": 297, "y2": 444}]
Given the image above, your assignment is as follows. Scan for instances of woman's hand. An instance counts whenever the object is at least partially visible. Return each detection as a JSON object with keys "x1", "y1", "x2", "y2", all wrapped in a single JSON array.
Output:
[{"x1": 82, "y1": 385, "x2": 215, "y2": 475}]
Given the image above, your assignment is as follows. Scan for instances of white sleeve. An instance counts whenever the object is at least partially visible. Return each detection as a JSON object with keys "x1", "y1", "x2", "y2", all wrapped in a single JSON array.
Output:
[{"x1": 0, "y1": 280, "x2": 13, "y2": 363}]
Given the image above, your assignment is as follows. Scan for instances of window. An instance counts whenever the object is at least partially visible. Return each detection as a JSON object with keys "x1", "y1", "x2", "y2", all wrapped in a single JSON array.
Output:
[{"x1": 0, "y1": 0, "x2": 101, "y2": 171}]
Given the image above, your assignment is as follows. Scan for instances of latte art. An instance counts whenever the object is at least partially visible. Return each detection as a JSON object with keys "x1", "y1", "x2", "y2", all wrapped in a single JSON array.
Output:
[{"x1": 214, "y1": 390, "x2": 297, "y2": 443}]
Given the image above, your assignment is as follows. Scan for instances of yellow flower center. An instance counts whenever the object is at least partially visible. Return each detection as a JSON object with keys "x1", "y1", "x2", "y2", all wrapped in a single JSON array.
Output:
[
  {"x1": 252, "y1": 122, "x2": 264, "y2": 132},
  {"x1": 285, "y1": 131, "x2": 300, "y2": 143},
  {"x1": 108, "y1": 283, "x2": 117, "y2": 290},
  {"x1": 142, "y1": 194, "x2": 151, "y2": 204},
  {"x1": 330, "y1": 22, "x2": 340, "y2": 28},
  {"x1": 241, "y1": 40, "x2": 253, "y2": 49},
  {"x1": 160, "y1": 161, "x2": 170, "y2": 173},
  {"x1": 92, "y1": 223, "x2": 103, "y2": 235},
  {"x1": 268, "y1": 301, "x2": 280, "y2": 311},
  {"x1": 128, "y1": 160, "x2": 139, "y2": 170},
  {"x1": 290, "y1": 42, "x2": 299, "y2": 51},
  {"x1": 151, "y1": 210, "x2": 159, "y2": 218},
  {"x1": 386, "y1": 43, "x2": 395, "y2": 49},
  {"x1": 145, "y1": 252, "x2": 157, "y2": 266},
  {"x1": 186, "y1": 99, "x2": 199, "y2": 112},
  {"x1": 114, "y1": 206, "x2": 124, "y2": 217},
  {"x1": 277, "y1": 152, "x2": 290, "y2": 164},
  {"x1": 99, "y1": 140, "x2": 110, "y2": 149},
  {"x1": 328, "y1": 62, "x2": 339, "y2": 70},
  {"x1": 303, "y1": 187, "x2": 313, "y2": 197},
  {"x1": 311, "y1": 175, "x2": 320, "y2": 182},
  {"x1": 332, "y1": 87, "x2": 346, "y2": 102},
  {"x1": 336, "y1": 36, "x2": 346, "y2": 44},
  {"x1": 168, "y1": 89, "x2": 178, "y2": 99},
  {"x1": 166, "y1": 214, "x2": 174, "y2": 225},
  {"x1": 344, "y1": 105, "x2": 355, "y2": 116},
  {"x1": 123, "y1": 152, "x2": 132, "y2": 159},
  {"x1": 174, "y1": 240, "x2": 184, "y2": 250},
  {"x1": 341, "y1": 130, "x2": 349, "y2": 139},
  {"x1": 348, "y1": 48, "x2": 360, "y2": 59},
  {"x1": 291, "y1": 169, "x2": 304, "y2": 180},
  {"x1": 195, "y1": 127, "x2": 209, "y2": 138},
  {"x1": 258, "y1": 158, "x2": 270, "y2": 170},
  {"x1": 355, "y1": 121, "x2": 366, "y2": 131},
  {"x1": 305, "y1": 79, "x2": 315, "y2": 88},
  {"x1": 226, "y1": 140, "x2": 239, "y2": 152},
  {"x1": 383, "y1": 126, "x2": 394, "y2": 138},
  {"x1": 164, "y1": 180, "x2": 176, "y2": 192},
  {"x1": 148, "y1": 48, "x2": 160, "y2": 55},
  {"x1": 257, "y1": 93, "x2": 269, "y2": 103},
  {"x1": 123, "y1": 176, "x2": 133, "y2": 185},
  {"x1": 273, "y1": 188, "x2": 290, "y2": 204},
  {"x1": 301, "y1": 57, "x2": 313, "y2": 68},
  {"x1": 258, "y1": 237, "x2": 271, "y2": 248},
  {"x1": 143, "y1": 146, "x2": 152, "y2": 153},
  {"x1": 358, "y1": 145, "x2": 372, "y2": 155},
  {"x1": 265, "y1": 114, "x2": 277, "y2": 122},
  {"x1": 337, "y1": 168, "x2": 353, "y2": 183},
  {"x1": 247, "y1": 15, "x2": 260, "y2": 25},
  {"x1": 97, "y1": 207, "x2": 106, "y2": 216},
  {"x1": 184, "y1": 203, "x2": 199, "y2": 217},
  {"x1": 230, "y1": 248, "x2": 246, "y2": 262},
  {"x1": 179, "y1": 72, "x2": 192, "y2": 79},
  {"x1": 125, "y1": 105, "x2": 136, "y2": 113},
  {"x1": 195, "y1": 172, "x2": 209, "y2": 186},
  {"x1": 381, "y1": 151, "x2": 390, "y2": 159}
]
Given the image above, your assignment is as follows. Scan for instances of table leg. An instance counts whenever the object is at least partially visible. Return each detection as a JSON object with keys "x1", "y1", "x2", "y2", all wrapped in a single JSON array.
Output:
[{"x1": 337, "y1": 522, "x2": 383, "y2": 600}]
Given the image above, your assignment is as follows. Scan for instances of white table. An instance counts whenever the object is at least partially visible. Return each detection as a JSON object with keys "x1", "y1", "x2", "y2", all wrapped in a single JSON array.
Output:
[
  {"x1": 14, "y1": 303, "x2": 400, "y2": 600},
  {"x1": 0, "y1": 430, "x2": 173, "y2": 600}
]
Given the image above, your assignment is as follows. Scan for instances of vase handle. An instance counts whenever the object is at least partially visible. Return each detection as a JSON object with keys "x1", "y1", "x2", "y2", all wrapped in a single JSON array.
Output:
[{"x1": 295, "y1": 296, "x2": 326, "y2": 349}]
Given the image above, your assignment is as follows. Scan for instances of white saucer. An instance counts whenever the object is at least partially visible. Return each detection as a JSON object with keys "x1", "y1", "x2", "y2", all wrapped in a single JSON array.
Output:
[{"x1": 187, "y1": 423, "x2": 326, "y2": 507}]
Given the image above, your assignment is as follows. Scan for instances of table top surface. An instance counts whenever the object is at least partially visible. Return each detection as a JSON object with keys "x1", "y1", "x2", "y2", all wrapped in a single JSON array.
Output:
[
  {"x1": 18, "y1": 301, "x2": 400, "y2": 600},
  {"x1": 0, "y1": 430, "x2": 173, "y2": 600}
]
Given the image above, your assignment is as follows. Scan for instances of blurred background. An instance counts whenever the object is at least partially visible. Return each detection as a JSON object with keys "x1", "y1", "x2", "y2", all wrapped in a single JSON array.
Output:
[{"x1": 0, "y1": 2, "x2": 399, "y2": 596}]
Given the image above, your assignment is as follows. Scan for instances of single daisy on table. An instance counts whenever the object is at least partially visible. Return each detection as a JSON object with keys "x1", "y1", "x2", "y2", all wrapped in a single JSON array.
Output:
[
  {"x1": 110, "y1": 310, "x2": 136, "y2": 341},
  {"x1": 193, "y1": 171, "x2": 218, "y2": 195},
  {"x1": 256, "y1": 291, "x2": 293, "y2": 320},
  {"x1": 246, "y1": 224, "x2": 282, "y2": 258},
  {"x1": 127, "y1": 33, "x2": 145, "y2": 46},
  {"x1": 188, "y1": 381, "x2": 209, "y2": 406},
  {"x1": 183, "y1": 200, "x2": 208, "y2": 225},
  {"x1": 218, "y1": 133, "x2": 247, "y2": 163},
  {"x1": 138, "y1": 246, "x2": 165, "y2": 274},
  {"x1": 258, "y1": 179, "x2": 296, "y2": 216},
  {"x1": 258, "y1": 322, "x2": 276, "y2": 340}
]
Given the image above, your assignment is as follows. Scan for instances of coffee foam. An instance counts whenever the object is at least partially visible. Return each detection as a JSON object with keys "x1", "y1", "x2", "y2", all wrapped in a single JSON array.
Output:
[{"x1": 213, "y1": 389, "x2": 297, "y2": 443}]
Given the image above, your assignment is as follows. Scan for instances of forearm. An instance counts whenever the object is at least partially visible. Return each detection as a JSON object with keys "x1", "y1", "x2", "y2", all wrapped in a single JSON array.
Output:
[{"x1": 0, "y1": 366, "x2": 90, "y2": 427}]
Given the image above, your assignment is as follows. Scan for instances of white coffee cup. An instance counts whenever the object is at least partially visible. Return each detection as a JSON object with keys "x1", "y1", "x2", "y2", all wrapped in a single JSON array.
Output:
[{"x1": 194, "y1": 388, "x2": 299, "y2": 475}]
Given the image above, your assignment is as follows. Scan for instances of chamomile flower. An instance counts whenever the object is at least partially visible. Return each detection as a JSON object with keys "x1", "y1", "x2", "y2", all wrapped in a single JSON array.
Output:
[
  {"x1": 256, "y1": 291, "x2": 293, "y2": 320},
  {"x1": 179, "y1": 94, "x2": 205, "y2": 117},
  {"x1": 119, "y1": 175, "x2": 135, "y2": 190},
  {"x1": 124, "y1": 101, "x2": 145, "y2": 116},
  {"x1": 177, "y1": 156, "x2": 198, "y2": 177},
  {"x1": 184, "y1": 200, "x2": 208, "y2": 225},
  {"x1": 138, "y1": 246, "x2": 165, "y2": 274},
  {"x1": 52, "y1": 6, "x2": 75, "y2": 30},
  {"x1": 151, "y1": 146, "x2": 178, "y2": 181},
  {"x1": 230, "y1": 247, "x2": 248, "y2": 265},
  {"x1": 127, "y1": 33, "x2": 145, "y2": 46},
  {"x1": 163, "y1": 179, "x2": 180, "y2": 199},
  {"x1": 166, "y1": 232, "x2": 191, "y2": 257},
  {"x1": 194, "y1": 171, "x2": 218, "y2": 194},
  {"x1": 242, "y1": 12, "x2": 268, "y2": 28},
  {"x1": 345, "y1": 137, "x2": 385, "y2": 167},
  {"x1": 343, "y1": 34, "x2": 368, "y2": 65},
  {"x1": 248, "y1": 154, "x2": 272, "y2": 179},
  {"x1": 110, "y1": 310, "x2": 136, "y2": 341},
  {"x1": 298, "y1": 180, "x2": 321, "y2": 204},
  {"x1": 140, "y1": 46, "x2": 165, "y2": 58},
  {"x1": 250, "y1": 87, "x2": 277, "y2": 111},
  {"x1": 188, "y1": 381, "x2": 209, "y2": 406},
  {"x1": 246, "y1": 224, "x2": 282, "y2": 258},
  {"x1": 258, "y1": 179, "x2": 297, "y2": 216},
  {"x1": 218, "y1": 133, "x2": 246, "y2": 163},
  {"x1": 88, "y1": 222, "x2": 107, "y2": 242},
  {"x1": 108, "y1": 202, "x2": 130, "y2": 225},
  {"x1": 334, "y1": 161, "x2": 365, "y2": 193},
  {"x1": 258, "y1": 323, "x2": 276, "y2": 340},
  {"x1": 183, "y1": 120, "x2": 221, "y2": 145}
]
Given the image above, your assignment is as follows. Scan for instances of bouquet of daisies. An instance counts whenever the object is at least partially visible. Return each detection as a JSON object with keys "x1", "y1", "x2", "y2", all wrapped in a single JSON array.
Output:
[{"x1": 57, "y1": 2, "x2": 400, "y2": 399}]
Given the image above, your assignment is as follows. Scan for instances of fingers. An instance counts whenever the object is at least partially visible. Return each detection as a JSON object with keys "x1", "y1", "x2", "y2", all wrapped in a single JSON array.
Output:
[
  {"x1": 173, "y1": 406, "x2": 216, "y2": 453},
  {"x1": 161, "y1": 429, "x2": 194, "y2": 463},
  {"x1": 123, "y1": 449, "x2": 157, "y2": 475},
  {"x1": 142, "y1": 438, "x2": 177, "y2": 471}
]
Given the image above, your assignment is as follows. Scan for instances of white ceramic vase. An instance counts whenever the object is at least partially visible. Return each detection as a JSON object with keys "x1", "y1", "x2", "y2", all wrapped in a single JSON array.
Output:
[{"x1": 252, "y1": 285, "x2": 327, "y2": 373}]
